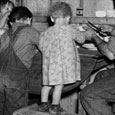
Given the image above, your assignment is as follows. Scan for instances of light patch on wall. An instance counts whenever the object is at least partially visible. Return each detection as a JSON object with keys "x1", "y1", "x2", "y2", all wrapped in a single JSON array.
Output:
[
  {"x1": 95, "y1": 11, "x2": 106, "y2": 17},
  {"x1": 106, "y1": 10, "x2": 115, "y2": 17}
]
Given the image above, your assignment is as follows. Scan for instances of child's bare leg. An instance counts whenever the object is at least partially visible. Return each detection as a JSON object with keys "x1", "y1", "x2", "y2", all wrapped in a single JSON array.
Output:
[
  {"x1": 38, "y1": 86, "x2": 52, "y2": 112},
  {"x1": 52, "y1": 84, "x2": 64, "y2": 105},
  {"x1": 41, "y1": 85, "x2": 52, "y2": 102},
  {"x1": 49, "y1": 84, "x2": 66, "y2": 114}
]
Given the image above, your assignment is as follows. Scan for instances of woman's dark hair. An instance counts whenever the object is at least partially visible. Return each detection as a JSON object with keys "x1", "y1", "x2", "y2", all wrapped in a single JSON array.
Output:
[
  {"x1": 0, "y1": 0, "x2": 8, "y2": 6},
  {"x1": 8, "y1": 6, "x2": 33, "y2": 23},
  {"x1": 0, "y1": 0, "x2": 9, "y2": 12},
  {"x1": 49, "y1": 2, "x2": 72, "y2": 18}
]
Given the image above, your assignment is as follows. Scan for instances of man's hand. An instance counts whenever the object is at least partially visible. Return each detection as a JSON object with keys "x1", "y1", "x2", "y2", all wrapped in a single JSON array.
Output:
[{"x1": 83, "y1": 28, "x2": 96, "y2": 41}]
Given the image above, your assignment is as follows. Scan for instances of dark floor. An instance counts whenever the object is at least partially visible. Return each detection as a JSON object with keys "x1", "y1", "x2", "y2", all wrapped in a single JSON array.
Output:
[{"x1": 28, "y1": 93, "x2": 41, "y2": 105}]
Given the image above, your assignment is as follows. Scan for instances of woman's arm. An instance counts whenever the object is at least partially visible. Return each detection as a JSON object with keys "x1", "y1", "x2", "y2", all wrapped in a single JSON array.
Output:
[{"x1": 0, "y1": 12, "x2": 10, "y2": 28}]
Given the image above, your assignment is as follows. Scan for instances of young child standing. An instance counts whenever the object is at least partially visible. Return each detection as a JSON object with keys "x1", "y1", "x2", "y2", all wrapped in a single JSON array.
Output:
[{"x1": 38, "y1": 2, "x2": 93, "y2": 114}]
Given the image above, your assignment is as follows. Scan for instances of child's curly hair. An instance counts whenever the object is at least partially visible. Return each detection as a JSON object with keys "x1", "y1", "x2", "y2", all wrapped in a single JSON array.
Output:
[{"x1": 49, "y1": 2, "x2": 72, "y2": 18}]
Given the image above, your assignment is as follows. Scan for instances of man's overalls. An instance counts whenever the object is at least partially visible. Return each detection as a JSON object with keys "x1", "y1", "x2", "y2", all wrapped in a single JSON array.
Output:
[{"x1": 0, "y1": 26, "x2": 30, "y2": 115}]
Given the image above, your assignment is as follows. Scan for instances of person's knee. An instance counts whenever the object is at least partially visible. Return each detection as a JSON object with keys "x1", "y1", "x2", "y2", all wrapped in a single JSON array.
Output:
[
  {"x1": 80, "y1": 87, "x2": 90, "y2": 98},
  {"x1": 80, "y1": 85, "x2": 96, "y2": 99},
  {"x1": 94, "y1": 70, "x2": 107, "y2": 82}
]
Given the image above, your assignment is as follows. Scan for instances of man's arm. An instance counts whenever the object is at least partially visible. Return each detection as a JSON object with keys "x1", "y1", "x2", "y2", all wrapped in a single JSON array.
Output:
[{"x1": 93, "y1": 34, "x2": 115, "y2": 60}]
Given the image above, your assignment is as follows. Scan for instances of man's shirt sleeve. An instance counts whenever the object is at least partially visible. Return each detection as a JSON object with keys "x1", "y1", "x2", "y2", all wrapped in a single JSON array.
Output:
[{"x1": 107, "y1": 37, "x2": 115, "y2": 56}]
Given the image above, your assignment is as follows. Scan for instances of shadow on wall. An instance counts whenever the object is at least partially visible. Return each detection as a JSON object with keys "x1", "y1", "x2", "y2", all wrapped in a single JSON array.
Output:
[{"x1": 113, "y1": 0, "x2": 115, "y2": 9}]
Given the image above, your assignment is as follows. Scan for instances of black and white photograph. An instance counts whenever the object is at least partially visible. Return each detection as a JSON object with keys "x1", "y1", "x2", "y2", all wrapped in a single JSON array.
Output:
[{"x1": 0, "y1": 0, "x2": 115, "y2": 115}]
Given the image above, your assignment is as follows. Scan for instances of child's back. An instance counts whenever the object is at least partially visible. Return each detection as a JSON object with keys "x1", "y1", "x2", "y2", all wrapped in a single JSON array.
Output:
[{"x1": 39, "y1": 23, "x2": 86, "y2": 85}]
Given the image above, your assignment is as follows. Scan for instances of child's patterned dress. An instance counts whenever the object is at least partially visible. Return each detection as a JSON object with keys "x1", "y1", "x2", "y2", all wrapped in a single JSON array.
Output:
[{"x1": 39, "y1": 24, "x2": 85, "y2": 85}]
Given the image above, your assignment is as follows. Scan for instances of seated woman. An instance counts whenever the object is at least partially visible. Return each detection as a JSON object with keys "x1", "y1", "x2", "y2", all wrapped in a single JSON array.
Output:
[{"x1": 0, "y1": 0, "x2": 14, "y2": 36}]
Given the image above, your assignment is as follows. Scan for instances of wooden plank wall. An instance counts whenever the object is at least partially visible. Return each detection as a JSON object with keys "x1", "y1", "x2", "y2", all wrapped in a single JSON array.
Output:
[
  {"x1": 33, "y1": 16, "x2": 115, "y2": 25},
  {"x1": 22, "y1": 0, "x2": 115, "y2": 17}
]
